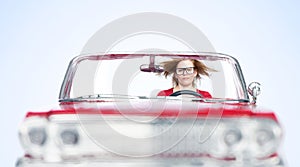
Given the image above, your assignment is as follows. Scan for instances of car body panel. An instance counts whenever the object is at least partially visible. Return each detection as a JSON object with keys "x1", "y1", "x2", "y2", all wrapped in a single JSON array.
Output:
[{"x1": 17, "y1": 53, "x2": 284, "y2": 167}]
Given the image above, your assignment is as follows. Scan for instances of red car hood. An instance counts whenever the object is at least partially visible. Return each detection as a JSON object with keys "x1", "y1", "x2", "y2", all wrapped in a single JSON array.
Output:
[{"x1": 25, "y1": 100, "x2": 278, "y2": 122}]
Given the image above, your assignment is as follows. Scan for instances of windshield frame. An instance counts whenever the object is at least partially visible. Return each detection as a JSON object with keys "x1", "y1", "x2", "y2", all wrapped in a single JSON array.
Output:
[{"x1": 59, "y1": 52, "x2": 249, "y2": 102}]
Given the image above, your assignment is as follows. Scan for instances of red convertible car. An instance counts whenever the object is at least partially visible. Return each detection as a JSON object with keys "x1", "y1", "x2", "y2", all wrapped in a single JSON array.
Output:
[{"x1": 17, "y1": 52, "x2": 284, "y2": 167}]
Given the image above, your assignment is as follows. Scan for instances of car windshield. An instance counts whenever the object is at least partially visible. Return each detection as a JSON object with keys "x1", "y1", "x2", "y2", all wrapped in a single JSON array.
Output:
[{"x1": 59, "y1": 53, "x2": 249, "y2": 102}]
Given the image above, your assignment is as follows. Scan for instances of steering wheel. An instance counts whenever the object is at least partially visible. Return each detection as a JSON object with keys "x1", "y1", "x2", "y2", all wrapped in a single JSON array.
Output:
[{"x1": 169, "y1": 90, "x2": 203, "y2": 98}]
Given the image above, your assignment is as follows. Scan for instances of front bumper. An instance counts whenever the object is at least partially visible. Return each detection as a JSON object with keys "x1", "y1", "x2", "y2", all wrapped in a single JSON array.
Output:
[{"x1": 16, "y1": 156, "x2": 284, "y2": 167}]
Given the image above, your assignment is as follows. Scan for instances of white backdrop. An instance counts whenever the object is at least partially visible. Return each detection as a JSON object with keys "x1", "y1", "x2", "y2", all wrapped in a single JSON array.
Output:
[{"x1": 1, "y1": 1, "x2": 299, "y2": 166}]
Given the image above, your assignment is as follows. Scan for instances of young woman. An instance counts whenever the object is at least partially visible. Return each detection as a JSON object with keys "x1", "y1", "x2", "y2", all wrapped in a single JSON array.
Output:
[{"x1": 157, "y1": 59, "x2": 214, "y2": 98}]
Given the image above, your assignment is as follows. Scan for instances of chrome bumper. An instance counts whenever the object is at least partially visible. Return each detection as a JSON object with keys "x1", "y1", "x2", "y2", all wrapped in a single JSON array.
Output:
[{"x1": 16, "y1": 156, "x2": 284, "y2": 167}]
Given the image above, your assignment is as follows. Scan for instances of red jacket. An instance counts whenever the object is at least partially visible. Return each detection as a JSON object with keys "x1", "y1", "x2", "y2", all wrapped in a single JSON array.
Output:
[{"x1": 157, "y1": 88, "x2": 212, "y2": 98}]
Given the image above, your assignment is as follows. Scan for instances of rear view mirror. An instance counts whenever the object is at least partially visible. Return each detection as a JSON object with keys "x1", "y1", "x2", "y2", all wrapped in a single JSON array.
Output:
[
  {"x1": 140, "y1": 64, "x2": 164, "y2": 73},
  {"x1": 140, "y1": 55, "x2": 164, "y2": 73}
]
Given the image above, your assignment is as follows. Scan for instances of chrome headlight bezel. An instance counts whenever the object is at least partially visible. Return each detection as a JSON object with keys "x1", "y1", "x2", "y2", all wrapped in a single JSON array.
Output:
[
  {"x1": 205, "y1": 117, "x2": 282, "y2": 159},
  {"x1": 19, "y1": 116, "x2": 49, "y2": 156}
]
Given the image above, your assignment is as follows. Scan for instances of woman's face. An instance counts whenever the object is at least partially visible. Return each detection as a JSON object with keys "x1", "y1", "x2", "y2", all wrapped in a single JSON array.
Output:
[{"x1": 175, "y1": 60, "x2": 197, "y2": 87}]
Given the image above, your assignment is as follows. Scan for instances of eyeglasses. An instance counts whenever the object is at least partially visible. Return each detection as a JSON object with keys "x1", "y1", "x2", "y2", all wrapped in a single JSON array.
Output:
[{"x1": 175, "y1": 67, "x2": 195, "y2": 75}]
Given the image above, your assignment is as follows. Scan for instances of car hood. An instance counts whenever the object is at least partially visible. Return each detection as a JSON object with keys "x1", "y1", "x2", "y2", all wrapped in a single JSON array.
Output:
[{"x1": 25, "y1": 100, "x2": 278, "y2": 121}]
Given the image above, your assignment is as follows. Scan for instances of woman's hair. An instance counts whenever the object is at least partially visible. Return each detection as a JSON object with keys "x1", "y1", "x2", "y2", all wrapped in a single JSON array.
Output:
[{"x1": 160, "y1": 59, "x2": 215, "y2": 86}]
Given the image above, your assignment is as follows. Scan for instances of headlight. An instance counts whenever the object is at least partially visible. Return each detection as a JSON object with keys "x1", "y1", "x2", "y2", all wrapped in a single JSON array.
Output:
[
  {"x1": 18, "y1": 116, "x2": 49, "y2": 156},
  {"x1": 28, "y1": 127, "x2": 47, "y2": 146},
  {"x1": 205, "y1": 122, "x2": 243, "y2": 158},
  {"x1": 256, "y1": 129, "x2": 275, "y2": 146},
  {"x1": 60, "y1": 129, "x2": 79, "y2": 145},
  {"x1": 253, "y1": 125, "x2": 281, "y2": 158},
  {"x1": 205, "y1": 118, "x2": 282, "y2": 159},
  {"x1": 223, "y1": 129, "x2": 242, "y2": 146}
]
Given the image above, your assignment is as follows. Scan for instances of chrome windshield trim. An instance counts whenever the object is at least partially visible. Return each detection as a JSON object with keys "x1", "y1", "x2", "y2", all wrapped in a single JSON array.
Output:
[
  {"x1": 58, "y1": 52, "x2": 250, "y2": 101},
  {"x1": 59, "y1": 96, "x2": 250, "y2": 103}
]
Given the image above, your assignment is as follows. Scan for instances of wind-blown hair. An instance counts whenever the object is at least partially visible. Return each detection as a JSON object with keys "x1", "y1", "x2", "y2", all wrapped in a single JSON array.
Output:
[{"x1": 160, "y1": 59, "x2": 215, "y2": 86}]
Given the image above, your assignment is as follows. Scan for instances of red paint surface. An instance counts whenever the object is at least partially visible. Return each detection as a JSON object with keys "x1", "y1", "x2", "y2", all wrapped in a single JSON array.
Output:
[{"x1": 25, "y1": 101, "x2": 278, "y2": 122}]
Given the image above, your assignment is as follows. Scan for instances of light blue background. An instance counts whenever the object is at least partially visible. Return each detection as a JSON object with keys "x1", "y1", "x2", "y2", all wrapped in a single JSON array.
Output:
[{"x1": 1, "y1": 1, "x2": 299, "y2": 166}]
